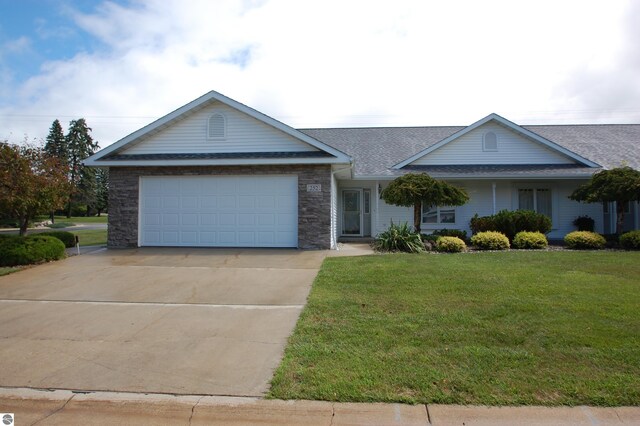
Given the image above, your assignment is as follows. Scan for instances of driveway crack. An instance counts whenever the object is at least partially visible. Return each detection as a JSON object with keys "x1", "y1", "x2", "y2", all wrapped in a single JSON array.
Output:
[
  {"x1": 188, "y1": 395, "x2": 204, "y2": 425},
  {"x1": 30, "y1": 393, "x2": 75, "y2": 425}
]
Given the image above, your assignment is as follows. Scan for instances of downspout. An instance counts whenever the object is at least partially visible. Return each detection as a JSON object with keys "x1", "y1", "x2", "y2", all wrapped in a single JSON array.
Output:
[{"x1": 492, "y1": 182, "x2": 497, "y2": 214}]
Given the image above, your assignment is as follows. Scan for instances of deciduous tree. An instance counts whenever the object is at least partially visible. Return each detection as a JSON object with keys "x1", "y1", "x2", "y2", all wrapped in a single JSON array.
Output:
[
  {"x1": 0, "y1": 142, "x2": 70, "y2": 236},
  {"x1": 381, "y1": 173, "x2": 469, "y2": 233},
  {"x1": 569, "y1": 166, "x2": 640, "y2": 235}
]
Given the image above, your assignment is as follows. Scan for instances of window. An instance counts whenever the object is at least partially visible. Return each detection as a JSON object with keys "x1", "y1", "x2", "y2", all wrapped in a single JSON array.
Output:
[
  {"x1": 518, "y1": 188, "x2": 551, "y2": 217},
  {"x1": 363, "y1": 189, "x2": 371, "y2": 214},
  {"x1": 422, "y1": 205, "x2": 456, "y2": 224},
  {"x1": 208, "y1": 113, "x2": 226, "y2": 139},
  {"x1": 483, "y1": 131, "x2": 498, "y2": 151}
]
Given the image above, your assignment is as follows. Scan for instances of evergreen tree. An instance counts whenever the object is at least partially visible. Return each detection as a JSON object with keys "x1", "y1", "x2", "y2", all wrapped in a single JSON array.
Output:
[
  {"x1": 94, "y1": 168, "x2": 109, "y2": 216},
  {"x1": 44, "y1": 119, "x2": 68, "y2": 162},
  {"x1": 66, "y1": 118, "x2": 99, "y2": 217}
]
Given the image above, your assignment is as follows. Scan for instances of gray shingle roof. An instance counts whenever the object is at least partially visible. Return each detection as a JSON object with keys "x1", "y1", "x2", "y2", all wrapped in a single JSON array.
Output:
[{"x1": 300, "y1": 124, "x2": 640, "y2": 177}]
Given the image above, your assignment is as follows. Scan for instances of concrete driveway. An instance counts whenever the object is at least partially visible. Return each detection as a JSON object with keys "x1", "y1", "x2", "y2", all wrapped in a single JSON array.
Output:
[{"x1": 0, "y1": 248, "x2": 326, "y2": 397}]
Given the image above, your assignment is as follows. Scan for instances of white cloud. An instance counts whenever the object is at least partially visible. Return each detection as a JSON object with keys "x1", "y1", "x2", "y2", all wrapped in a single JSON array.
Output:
[{"x1": 0, "y1": 0, "x2": 637, "y2": 147}]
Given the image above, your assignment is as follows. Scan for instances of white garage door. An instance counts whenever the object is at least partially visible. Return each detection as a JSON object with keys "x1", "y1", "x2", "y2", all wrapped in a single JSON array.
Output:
[{"x1": 139, "y1": 175, "x2": 298, "y2": 247}]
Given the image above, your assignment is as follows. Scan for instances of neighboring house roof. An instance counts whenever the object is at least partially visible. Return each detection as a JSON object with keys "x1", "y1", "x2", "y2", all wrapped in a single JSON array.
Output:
[
  {"x1": 85, "y1": 90, "x2": 351, "y2": 167},
  {"x1": 301, "y1": 123, "x2": 640, "y2": 179}
]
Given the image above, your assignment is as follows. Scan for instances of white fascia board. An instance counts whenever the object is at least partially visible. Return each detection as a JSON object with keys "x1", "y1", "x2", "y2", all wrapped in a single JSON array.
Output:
[
  {"x1": 393, "y1": 113, "x2": 601, "y2": 169},
  {"x1": 86, "y1": 90, "x2": 351, "y2": 164},
  {"x1": 84, "y1": 157, "x2": 352, "y2": 167},
  {"x1": 350, "y1": 172, "x2": 597, "y2": 180}
]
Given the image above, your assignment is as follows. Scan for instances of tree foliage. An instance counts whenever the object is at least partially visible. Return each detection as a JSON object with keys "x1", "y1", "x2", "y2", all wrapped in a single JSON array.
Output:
[
  {"x1": 381, "y1": 173, "x2": 469, "y2": 233},
  {"x1": 0, "y1": 142, "x2": 71, "y2": 235},
  {"x1": 94, "y1": 167, "x2": 109, "y2": 215},
  {"x1": 44, "y1": 119, "x2": 68, "y2": 162},
  {"x1": 65, "y1": 118, "x2": 100, "y2": 216},
  {"x1": 569, "y1": 167, "x2": 640, "y2": 235}
]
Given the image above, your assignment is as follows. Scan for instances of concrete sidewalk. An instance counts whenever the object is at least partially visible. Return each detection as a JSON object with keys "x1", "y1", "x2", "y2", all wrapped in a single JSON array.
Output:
[{"x1": 1, "y1": 388, "x2": 638, "y2": 425}]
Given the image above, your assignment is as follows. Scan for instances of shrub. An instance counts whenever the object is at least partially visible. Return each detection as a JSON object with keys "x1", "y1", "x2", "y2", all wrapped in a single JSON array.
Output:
[
  {"x1": 513, "y1": 231, "x2": 548, "y2": 249},
  {"x1": 0, "y1": 235, "x2": 65, "y2": 266},
  {"x1": 374, "y1": 222, "x2": 424, "y2": 253},
  {"x1": 619, "y1": 230, "x2": 640, "y2": 250},
  {"x1": 572, "y1": 215, "x2": 595, "y2": 232},
  {"x1": 420, "y1": 234, "x2": 441, "y2": 251},
  {"x1": 435, "y1": 236, "x2": 466, "y2": 253},
  {"x1": 470, "y1": 210, "x2": 551, "y2": 242},
  {"x1": 431, "y1": 228, "x2": 468, "y2": 242},
  {"x1": 471, "y1": 231, "x2": 510, "y2": 250},
  {"x1": 564, "y1": 231, "x2": 606, "y2": 250},
  {"x1": 37, "y1": 231, "x2": 76, "y2": 248}
]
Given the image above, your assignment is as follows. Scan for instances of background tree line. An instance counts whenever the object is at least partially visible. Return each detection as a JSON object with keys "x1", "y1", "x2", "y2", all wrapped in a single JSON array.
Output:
[{"x1": 0, "y1": 118, "x2": 107, "y2": 235}]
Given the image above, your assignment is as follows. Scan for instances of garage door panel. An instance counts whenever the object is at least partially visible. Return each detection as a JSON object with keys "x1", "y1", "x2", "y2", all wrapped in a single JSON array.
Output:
[{"x1": 140, "y1": 176, "x2": 298, "y2": 248}]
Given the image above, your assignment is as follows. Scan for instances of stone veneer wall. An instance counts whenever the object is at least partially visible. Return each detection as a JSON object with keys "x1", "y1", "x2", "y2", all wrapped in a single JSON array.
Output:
[{"x1": 107, "y1": 164, "x2": 332, "y2": 249}]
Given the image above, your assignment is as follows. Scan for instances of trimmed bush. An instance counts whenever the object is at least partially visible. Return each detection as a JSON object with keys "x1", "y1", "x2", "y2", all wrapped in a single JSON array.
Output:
[
  {"x1": 37, "y1": 231, "x2": 76, "y2": 248},
  {"x1": 470, "y1": 210, "x2": 552, "y2": 242},
  {"x1": 471, "y1": 231, "x2": 510, "y2": 250},
  {"x1": 564, "y1": 231, "x2": 606, "y2": 250},
  {"x1": 513, "y1": 231, "x2": 548, "y2": 249},
  {"x1": 435, "y1": 236, "x2": 466, "y2": 253},
  {"x1": 0, "y1": 235, "x2": 65, "y2": 266},
  {"x1": 374, "y1": 222, "x2": 424, "y2": 253},
  {"x1": 420, "y1": 234, "x2": 440, "y2": 251},
  {"x1": 431, "y1": 228, "x2": 468, "y2": 242},
  {"x1": 572, "y1": 215, "x2": 595, "y2": 232},
  {"x1": 619, "y1": 230, "x2": 640, "y2": 250}
]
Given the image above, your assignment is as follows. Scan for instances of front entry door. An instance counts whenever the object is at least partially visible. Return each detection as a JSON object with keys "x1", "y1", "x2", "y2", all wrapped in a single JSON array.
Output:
[{"x1": 342, "y1": 190, "x2": 362, "y2": 236}]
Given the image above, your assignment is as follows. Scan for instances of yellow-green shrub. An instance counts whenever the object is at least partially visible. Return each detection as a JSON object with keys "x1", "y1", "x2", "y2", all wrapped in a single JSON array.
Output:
[
  {"x1": 471, "y1": 231, "x2": 510, "y2": 250},
  {"x1": 513, "y1": 231, "x2": 548, "y2": 249},
  {"x1": 564, "y1": 231, "x2": 606, "y2": 250},
  {"x1": 435, "y1": 236, "x2": 466, "y2": 253},
  {"x1": 619, "y1": 230, "x2": 640, "y2": 250}
]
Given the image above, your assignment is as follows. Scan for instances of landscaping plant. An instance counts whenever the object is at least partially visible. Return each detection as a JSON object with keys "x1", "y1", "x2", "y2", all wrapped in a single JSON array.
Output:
[
  {"x1": 572, "y1": 215, "x2": 595, "y2": 232},
  {"x1": 470, "y1": 210, "x2": 551, "y2": 242},
  {"x1": 470, "y1": 231, "x2": 510, "y2": 250},
  {"x1": 37, "y1": 230, "x2": 76, "y2": 248},
  {"x1": 619, "y1": 230, "x2": 640, "y2": 250},
  {"x1": 431, "y1": 228, "x2": 468, "y2": 242},
  {"x1": 564, "y1": 231, "x2": 606, "y2": 250},
  {"x1": 512, "y1": 231, "x2": 548, "y2": 249},
  {"x1": 0, "y1": 235, "x2": 65, "y2": 266},
  {"x1": 435, "y1": 236, "x2": 466, "y2": 253},
  {"x1": 373, "y1": 222, "x2": 424, "y2": 253}
]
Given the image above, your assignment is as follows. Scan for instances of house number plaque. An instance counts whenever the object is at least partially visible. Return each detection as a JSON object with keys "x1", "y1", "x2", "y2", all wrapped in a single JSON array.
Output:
[{"x1": 306, "y1": 184, "x2": 322, "y2": 192}]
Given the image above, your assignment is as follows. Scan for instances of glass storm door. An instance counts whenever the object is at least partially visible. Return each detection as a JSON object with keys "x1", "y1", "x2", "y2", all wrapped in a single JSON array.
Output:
[{"x1": 342, "y1": 190, "x2": 362, "y2": 235}]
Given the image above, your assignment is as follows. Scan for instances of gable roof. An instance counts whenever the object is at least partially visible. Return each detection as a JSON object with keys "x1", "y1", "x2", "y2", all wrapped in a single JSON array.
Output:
[
  {"x1": 392, "y1": 113, "x2": 600, "y2": 169},
  {"x1": 85, "y1": 90, "x2": 351, "y2": 167},
  {"x1": 301, "y1": 123, "x2": 640, "y2": 179}
]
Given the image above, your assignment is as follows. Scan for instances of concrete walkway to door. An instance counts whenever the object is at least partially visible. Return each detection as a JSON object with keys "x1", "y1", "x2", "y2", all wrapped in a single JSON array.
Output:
[{"x1": 0, "y1": 248, "x2": 326, "y2": 397}]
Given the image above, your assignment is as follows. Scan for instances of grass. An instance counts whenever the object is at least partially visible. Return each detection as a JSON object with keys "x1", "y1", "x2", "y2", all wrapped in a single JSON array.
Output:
[
  {"x1": 71, "y1": 229, "x2": 107, "y2": 246},
  {"x1": 268, "y1": 251, "x2": 640, "y2": 406},
  {"x1": 0, "y1": 267, "x2": 21, "y2": 276},
  {"x1": 51, "y1": 215, "x2": 108, "y2": 224}
]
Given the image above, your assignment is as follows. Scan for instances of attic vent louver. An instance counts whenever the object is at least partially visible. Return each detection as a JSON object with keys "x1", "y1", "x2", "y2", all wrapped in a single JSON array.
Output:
[
  {"x1": 208, "y1": 113, "x2": 226, "y2": 139},
  {"x1": 483, "y1": 131, "x2": 498, "y2": 151}
]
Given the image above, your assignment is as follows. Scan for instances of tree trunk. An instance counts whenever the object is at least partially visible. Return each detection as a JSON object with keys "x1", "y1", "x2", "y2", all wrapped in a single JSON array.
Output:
[
  {"x1": 19, "y1": 217, "x2": 29, "y2": 236},
  {"x1": 66, "y1": 199, "x2": 72, "y2": 218},
  {"x1": 616, "y1": 200, "x2": 625, "y2": 236},
  {"x1": 413, "y1": 202, "x2": 422, "y2": 234}
]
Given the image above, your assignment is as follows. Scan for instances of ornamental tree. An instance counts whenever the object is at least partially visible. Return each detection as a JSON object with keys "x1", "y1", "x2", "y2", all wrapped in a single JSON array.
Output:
[
  {"x1": 569, "y1": 166, "x2": 640, "y2": 236},
  {"x1": 0, "y1": 142, "x2": 71, "y2": 236},
  {"x1": 381, "y1": 173, "x2": 469, "y2": 233}
]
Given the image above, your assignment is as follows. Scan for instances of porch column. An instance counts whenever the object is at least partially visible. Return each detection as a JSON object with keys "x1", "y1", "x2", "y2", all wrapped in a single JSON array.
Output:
[
  {"x1": 375, "y1": 180, "x2": 380, "y2": 236},
  {"x1": 492, "y1": 182, "x2": 497, "y2": 214}
]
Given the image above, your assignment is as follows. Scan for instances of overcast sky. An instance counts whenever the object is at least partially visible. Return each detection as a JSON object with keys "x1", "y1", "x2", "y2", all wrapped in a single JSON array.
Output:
[{"x1": 0, "y1": 0, "x2": 639, "y2": 148}]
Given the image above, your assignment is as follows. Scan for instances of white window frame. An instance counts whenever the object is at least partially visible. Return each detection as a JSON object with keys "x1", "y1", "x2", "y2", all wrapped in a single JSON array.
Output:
[
  {"x1": 421, "y1": 205, "x2": 457, "y2": 225},
  {"x1": 208, "y1": 113, "x2": 227, "y2": 139}
]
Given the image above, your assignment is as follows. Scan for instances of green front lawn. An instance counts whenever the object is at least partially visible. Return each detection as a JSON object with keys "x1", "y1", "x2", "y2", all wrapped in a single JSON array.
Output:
[
  {"x1": 71, "y1": 229, "x2": 107, "y2": 246},
  {"x1": 269, "y1": 251, "x2": 640, "y2": 406}
]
